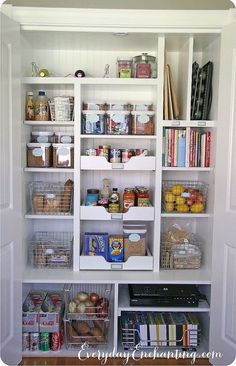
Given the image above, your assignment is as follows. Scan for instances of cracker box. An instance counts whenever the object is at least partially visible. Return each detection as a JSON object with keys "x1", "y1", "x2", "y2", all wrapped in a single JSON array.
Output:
[
  {"x1": 108, "y1": 235, "x2": 124, "y2": 262},
  {"x1": 84, "y1": 233, "x2": 108, "y2": 260}
]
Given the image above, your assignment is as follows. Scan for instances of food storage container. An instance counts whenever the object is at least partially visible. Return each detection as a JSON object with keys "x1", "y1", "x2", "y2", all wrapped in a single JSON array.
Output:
[
  {"x1": 53, "y1": 144, "x2": 74, "y2": 168},
  {"x1": 106, "y1": 111, "x2": 130, "y2": 135},
  {"x1": 27, "y1": 143, "x2": 52, "y2": 167},
  {"x1": 130, "y1": 103, "x2": 153, "y2": 112},
  {"x1": 107, "y1": 103, "x2": 129, "y2": 111},
  {"x1": 82, "y1": 111, "x2": 105, "y2": 134},
  {"x1": 85, "y1": 189, "x2": 99, "y2": 206},
  {"x1": 117, "y1": 58, "x2": 132, "y2": 78},
  {"x1": 123, "y1": 224, "x2": 147, "y2": 261},
  {"x1": 131, "y1": 111, "x2": 154, "y2": 135},
  {"x1": 54, "y1": 131, "x2": 74, "y2": 143},
  {"x1": 31, "y1": 131, "x2": 54, "y2": 143},
  {"x1": 82, "y1": 102, "x2": 106, "y2": 111},
  {"x1": 133, "y1": 53, "x2": 157, "y2": 78}
]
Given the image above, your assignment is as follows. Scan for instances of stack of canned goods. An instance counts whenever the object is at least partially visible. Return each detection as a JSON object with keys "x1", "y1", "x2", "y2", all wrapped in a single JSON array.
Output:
[
  {"x1": 85, "y1": 146, "x2": 148, "y2": 163},
  {"x1": 22, "y1": 330, "x2": 63, "y2": 352}
]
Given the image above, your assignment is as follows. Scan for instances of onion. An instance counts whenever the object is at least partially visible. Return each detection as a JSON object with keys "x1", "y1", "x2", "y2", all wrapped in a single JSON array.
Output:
[
  {"x1": 90, "y1": 292, "x2": 99, "y2": 304},
  {"x1": 77, "y1": 302, "x2": 86, "y2": 314},
  {"x1": 77, "y1": 291, "x2": 89, "y2": 302}
]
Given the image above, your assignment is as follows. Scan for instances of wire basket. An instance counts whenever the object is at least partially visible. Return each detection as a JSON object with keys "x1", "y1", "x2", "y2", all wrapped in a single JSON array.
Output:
[
  {"x1": 64, "y1": 318, "x2": 109, "y2": 348},
  {"x1": 29, "y1": 180, "x2": 73, "y2": 215},
  {"x1": 49, "y1": 96, "x2": 74, "y2": 121},
  {"x1": 64, "y1": 284, "x2": 112, "y2": 321},
  {"x1": 29, "y1": 231, "x2": 73, "y2": 269},
  {"x1": 162, "y1": 180, "x2": 208, "y2": 214},
  {"x1": 160, "y1": 233, "x2": 202, "y2": 269}
]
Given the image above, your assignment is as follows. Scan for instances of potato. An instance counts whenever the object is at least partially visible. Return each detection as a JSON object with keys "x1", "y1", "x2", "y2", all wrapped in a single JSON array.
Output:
[
  {"x1": 93, "y1": 319, "x2": 106, "y2": 333},
  {"x1": 90, "y1": 327, "x2": 105, "y2": 342},
  {"x1": 73, "y1": 320, "x2": 91, "y2": 335}
]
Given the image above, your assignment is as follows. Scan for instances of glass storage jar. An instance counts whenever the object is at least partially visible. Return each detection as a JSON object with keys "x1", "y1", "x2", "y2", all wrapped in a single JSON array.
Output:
[
  {"x1": 133, "y1": 53, "x2": 157, "y2": 78},
  {"x1": 117, "y1": 58, "x2": 132, "y2": 78}
]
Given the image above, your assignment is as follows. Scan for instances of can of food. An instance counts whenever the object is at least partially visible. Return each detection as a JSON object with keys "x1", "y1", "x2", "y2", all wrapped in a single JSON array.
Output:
[
  {"x1": 39, "y1": 332, "x2": 50, "y2": 351},
  {"x1": 97, "y1": 145, "x2": 110, "y2": 161},
  {"x1": 22, "y1": 332, "x2": 30, "y2": 351},
  {"x1": 109, "y1": 149, "x2": 121, "y2": 163},
  {"x1": 85, "y1": 148, "x2": 97, "y2": 156},
  {"x1": 30, "y1": 332, "x2": 39, "y2": 351},
  {"x1": 136, "y1": 149, "x2": 148, "y2": 156},
  {"x1": 121, "y1": 149, "x2": 136, "y2": 163},
  {"x1": 50, "y1": 332, "x2": 61, "y2": 351}
]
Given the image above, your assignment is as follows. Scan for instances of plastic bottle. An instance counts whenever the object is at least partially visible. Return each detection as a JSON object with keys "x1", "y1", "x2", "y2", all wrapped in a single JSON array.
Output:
[
  {"x1": 35, "y1": 90, "x2": 49, "y2": 121},
  {"x1": 25, "y1": 92, "x2": 34, "y2": 120}
]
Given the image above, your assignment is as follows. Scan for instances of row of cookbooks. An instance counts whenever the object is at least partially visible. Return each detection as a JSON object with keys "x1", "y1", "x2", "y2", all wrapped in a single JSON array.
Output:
[
  {"x1": 121, "y1": 311, "x2": 200, "y2": 348},
  {"x1": 162, "y1": 128, "x2": 211, "y2": 167}
]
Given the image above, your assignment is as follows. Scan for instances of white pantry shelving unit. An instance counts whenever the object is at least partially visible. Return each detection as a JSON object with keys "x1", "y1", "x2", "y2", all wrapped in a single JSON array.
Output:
[{"x1": 1, "y1": 5, "x2": 236, "y2": 365}]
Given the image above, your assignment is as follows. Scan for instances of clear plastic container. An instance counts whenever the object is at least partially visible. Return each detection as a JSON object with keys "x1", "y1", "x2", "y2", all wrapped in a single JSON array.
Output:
[
  {"x1": 131, "y1": 111, "x2": 154, "y2": 135},
  {"x1": 35, "y1": 91, "x2": 49, "y2": 121},
  {"x1": 54, "y1": 131, "x2": 74, "y2": 144},
  {"x1": 82, "y1": 101, "x2": 106, "y2": 111},
  {"x1": 27, "y1": 143, "x2": 52, "y2": 167},
  {"x1": 82, "y1": 111, "x2": 105, "y2": 135},
  {"x1": 31, "y1": 131, "x2": 54, "y2": 143},
  {"x1": 107, "y1": 103, "x2": 129, "y2": 111},
  {"x1": 53, "y1": 144, "x2": 74, "y2": 168},
  {"x1": 130, "y1": 103, "x2": 153, "y2": 112},
  {"x1": 106, "y1": 111, "x2": 130, "y2": 135}
]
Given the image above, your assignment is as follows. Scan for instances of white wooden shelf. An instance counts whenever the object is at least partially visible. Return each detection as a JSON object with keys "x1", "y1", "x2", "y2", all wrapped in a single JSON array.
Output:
[
  {"x1": 25, "y1": 213, "x2": 74, "y2": 219},
  {"x1": 23, "y1": 120, "x2": 74, "y2": 126},
  {"x1": 118, "y1": 285, "x2": 210, "y2": 315},
  {"x1": 23, "y1": 77, "x2": 75, "y2": 84},
  {"x1": 23, "y1": 77, "x2": 158, "y2": 86},
  {"x1": 81, "y1": 156, "x2": 156, "y2": 171},
  {"x1": 80, "y1": 249, "x2": 153, "y2": 271},
  {"x1": 24, "y1": 167, "x2": 74, "y2": 173},
  {"x1": 80, "y1": 135, "x2": 156, "y2": 139},
  {"x1": 162, "y1": 167, "x2": 213, "y2": 171},
  {"x1": 162, "y1": 120, "x2": 216, "y2": 128},
  {"x1": 80, "y1": 205, "x2": 155, "y2": 221},
  {"x1": 22, "y1": 267, "x2": 211, "y2": 284},
  {"x1": 80, "y1": 77, "x2": 158, "y2": 85},
  {"x1": 161, "y1": 213, "x2": 211, "y2": 218}
]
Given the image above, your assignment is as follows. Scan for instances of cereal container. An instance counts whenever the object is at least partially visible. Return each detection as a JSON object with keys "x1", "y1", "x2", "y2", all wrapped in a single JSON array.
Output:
[
  {"x1": 106, "y1": 111, "x2": 130, "y2": 135},
  {"x1": 27, "y1": 143, "x2": 52, "y2": 167},
  {"x1": 54, "y1": 131, "x2": 74, "y2": 143},
  {"x1": 52, "y1": 144, "x2": 74, "y2": 168},
  {"x1": 82, "y1": 111, "x2": 105, "y2": 134},
  {"x1": 31, "y1": 131, "x2": 54, "y2": 143},
  {"x1": 131, "y1": 111, "x2": 154, "y2": 135}
]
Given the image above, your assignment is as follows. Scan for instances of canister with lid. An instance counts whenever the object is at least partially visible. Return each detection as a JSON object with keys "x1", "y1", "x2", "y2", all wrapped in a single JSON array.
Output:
[
  {"x1": 131, "y1": 111, "x2": 154, "y2": 135},
  {"x1": 54, "y1": 131, "x2": 74, "y2": 143},
  {"x1": 27, "y1": 143, "x2": 52, "y2": 167},
  {"x1": 31, "y1": 131, "x2": 54, "y2": 143},
  {"x1": 106, "y1": 111, "x2": 130, "y2": 135},
  {"x1": 82, "y1": 110, "x2": 105, "y2": 134},
  {"x1": 52, "y1": 144, "x2": 74, "y2": 168},
  {"x1": 133, "y1": 53, "x2": 157, "y2": 78},
  {"x1": 117, "y1": 58, "x2": 132, "y2": 78}
]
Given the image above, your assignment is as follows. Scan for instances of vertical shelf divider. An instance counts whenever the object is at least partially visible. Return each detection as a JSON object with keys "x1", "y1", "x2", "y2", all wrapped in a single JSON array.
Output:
[
  {"x1": 186, "y1": 35, "x2": 194, "y2": 120},
  {"x1": 73, "y1": 80, "x2": 81, "y2": 271},
  {"x1": 154, "y1": 34, "x2": 165, "y2": 272}
]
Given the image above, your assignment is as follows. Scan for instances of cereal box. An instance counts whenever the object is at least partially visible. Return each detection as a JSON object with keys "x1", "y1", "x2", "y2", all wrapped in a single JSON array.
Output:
[
  {"x1": 108, "y1": 236, "x2": 124, "y2": 262},
  {"x1": 84, "y1": 233, "x2": 108, "y2": 260}
]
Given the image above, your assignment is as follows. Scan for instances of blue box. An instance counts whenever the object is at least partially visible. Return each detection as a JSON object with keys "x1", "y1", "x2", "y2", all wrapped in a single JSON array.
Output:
[{"x1": 84, "y1": 233, "x2": 108, "y2": 260}]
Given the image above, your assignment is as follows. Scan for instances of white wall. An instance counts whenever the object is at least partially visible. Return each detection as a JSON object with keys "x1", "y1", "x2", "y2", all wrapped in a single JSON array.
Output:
[{"x1": 2, "y1": 0, "x2": 235, "y2": 9}]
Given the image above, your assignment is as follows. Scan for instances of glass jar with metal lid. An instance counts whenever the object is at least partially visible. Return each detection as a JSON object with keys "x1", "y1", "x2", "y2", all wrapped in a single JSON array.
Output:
[{"x1": 133, "y1": 53, "x2": 157, "y2": 78}]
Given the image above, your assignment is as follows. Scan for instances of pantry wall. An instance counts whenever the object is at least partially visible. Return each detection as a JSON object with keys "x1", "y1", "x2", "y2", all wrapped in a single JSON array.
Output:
[{"x1": 1, "y1": 5, "x2": 236, "y2": 366}]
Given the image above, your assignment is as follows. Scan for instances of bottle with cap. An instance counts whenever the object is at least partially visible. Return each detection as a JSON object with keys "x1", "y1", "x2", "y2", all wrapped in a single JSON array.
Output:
[
  {"x1": 25, "y1": 92, "x2": 34, "y2": 120},
  {"x1": 108, "y1": 188, "x2": 120, "y2": 213},
  {"x1": 35, "y1": 90, "x2": 49, "y2": 121}
]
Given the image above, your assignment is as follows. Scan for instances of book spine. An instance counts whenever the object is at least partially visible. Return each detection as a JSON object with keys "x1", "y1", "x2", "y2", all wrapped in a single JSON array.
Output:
[
  {"x1": 177, "y1": 130, "x2": 186, "y2": 167},
  {"x1": 205, "y1": 131, "x2": 211, "y2": 167},
  {"x1": 162, "y1": 128, "x2": 166, "y2": 167},
  {"x1": 171, "y1": 128, "x2": 175, "y2": 167},
  {"x1": 195, "y1": 130, "x2": 199, "y2": 167},
  {"x1": 197, "y1": 131, "x2": 201, "y2": 167},
  {"x1": 185, "y1": 127, "x2": 190, "y2": 167},
  {"x1": 168, "y1": 128, "x2": 172, "y2": 167},
  {"x1": 201, "y1": 133, "x2": 206, "y2": 167},
  {"x1": 174, "y1": 129, "x2": 178, "y2": 166},
  {"x1": 189, "y1": 129, "x2": 195, "y2": 167},
  {"x1": 164, "y1": 128, "x2": 169, "y2": 167}
]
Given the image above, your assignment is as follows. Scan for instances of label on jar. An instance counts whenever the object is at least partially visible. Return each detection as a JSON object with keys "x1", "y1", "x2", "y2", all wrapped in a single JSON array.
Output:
[
  {"x1": 37, "y1": 136, "x2": 48, "y2": 143},
  {"x1": 32, "y1": 148, "x2": 43, "y2": 157},
  {"x1": 128, "y1": 233, "x2": 141, "y2": 242},
  {"x1": 137, "y1": 114, "x2": 149, "y2": 124},
  {"x1": 58, "y1": 147, "x2": 69, "y2": 156},
  {"x1": 137, "y1": 198, "x2": 149, "y2": 207},
  {"x1": 108, "y1": 203, "x2": 120, "y2": 213},
  {"x1": 61, "y1": 135, "x2": 72, "y2": 143},
  {"x1": 124, "y1": 199, "x2": 134, "y2": 211}
]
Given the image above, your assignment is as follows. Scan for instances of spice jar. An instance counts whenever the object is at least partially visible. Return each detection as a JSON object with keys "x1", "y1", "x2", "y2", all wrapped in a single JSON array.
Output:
[
  {"x1": 137, "y1": 188, "x2": 149, "y2": 207},
  {"x1": 133, "y1": 53, "x2": 157, "y2": 78},
  {"x1": 123, "y1": 188, "x2": 135, "y2": 213}
]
